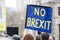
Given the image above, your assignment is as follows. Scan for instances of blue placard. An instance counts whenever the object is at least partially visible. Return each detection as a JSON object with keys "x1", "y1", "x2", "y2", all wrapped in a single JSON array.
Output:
[{"x1": 25, "y1": 5, "x2": 52, "y2": 33}]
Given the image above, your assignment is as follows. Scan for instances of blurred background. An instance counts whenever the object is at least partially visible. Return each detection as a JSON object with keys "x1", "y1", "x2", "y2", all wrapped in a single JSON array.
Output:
[{"x1": 0, "y1": 0, "x2": 60, "y2": 40}]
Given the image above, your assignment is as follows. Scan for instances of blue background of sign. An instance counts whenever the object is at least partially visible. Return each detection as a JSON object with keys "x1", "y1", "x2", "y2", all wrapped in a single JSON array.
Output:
[{"x1": 25, "y1": 5, "x2": 52, "y2": 33}]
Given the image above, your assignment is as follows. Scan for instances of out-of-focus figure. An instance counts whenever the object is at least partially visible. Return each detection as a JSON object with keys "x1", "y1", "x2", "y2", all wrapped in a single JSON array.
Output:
[
  {"x1": 36, "y1": 35, "x2": 41, "y2": 40},
  {"x1": 41, "y1": 33, "x2": 49, "y2": 40},
  {"x1": 49, "y1": 36, "x2": 53, "y2": 40},
  {"x1": 23, "y1": 34, "x2": 34, "y2": 40},
  {"x1": 12, "y1": 34, "x2": 20, "y2": 40},
  {"x1": 36, "y1": 31, "x2": 41, "y2": 40},
  {"x1": 52, "y1": 37, "x2": 55, "y2": 40}
]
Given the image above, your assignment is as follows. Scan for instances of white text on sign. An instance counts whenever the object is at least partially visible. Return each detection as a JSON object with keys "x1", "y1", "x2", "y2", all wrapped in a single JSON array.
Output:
[
  {"x1": 34, "y1": 8, "x2": 46, "y2": 17},
  {"x1": 27, "y1": 8, "x2": 51, "y2": 30},
  {"x1": 27, "y1": 18, "x2": 51, "y2": 30}
]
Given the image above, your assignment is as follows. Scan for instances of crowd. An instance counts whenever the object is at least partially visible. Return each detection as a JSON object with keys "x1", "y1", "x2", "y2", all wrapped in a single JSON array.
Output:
[
  {"x1": 23, "y1": 33, "x2": 54, "y2": 40},
  {"x1": 12, "y1": 32, "x2": 55, "y2": 40},
  {"x1": 0, "y1": 31, "x2": 55, "y2": 40}
]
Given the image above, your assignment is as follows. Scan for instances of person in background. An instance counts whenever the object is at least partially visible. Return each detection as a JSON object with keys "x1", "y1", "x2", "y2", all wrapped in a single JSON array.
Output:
[
  {"x1": 23, "y1": 34, "x2": 34, "y2": 40},
  {"x1": 52, "y1": 37, "x2": 55, "y2": 40},
  {"x1": 36, "y1": 31, "x2": 41, "y2": 40},
  {"x1": 49, "y1": 36, "x2": 53, "y2": 40},
  {"x1": 12, "y1": 34, "x2": 21, "y2": 40},
  {"x1": 41, "y1": 33, "x2": 49, "y2": 40},
  {"x1": 36, "y1": 35, "x2": 41, "y2": 40}
]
